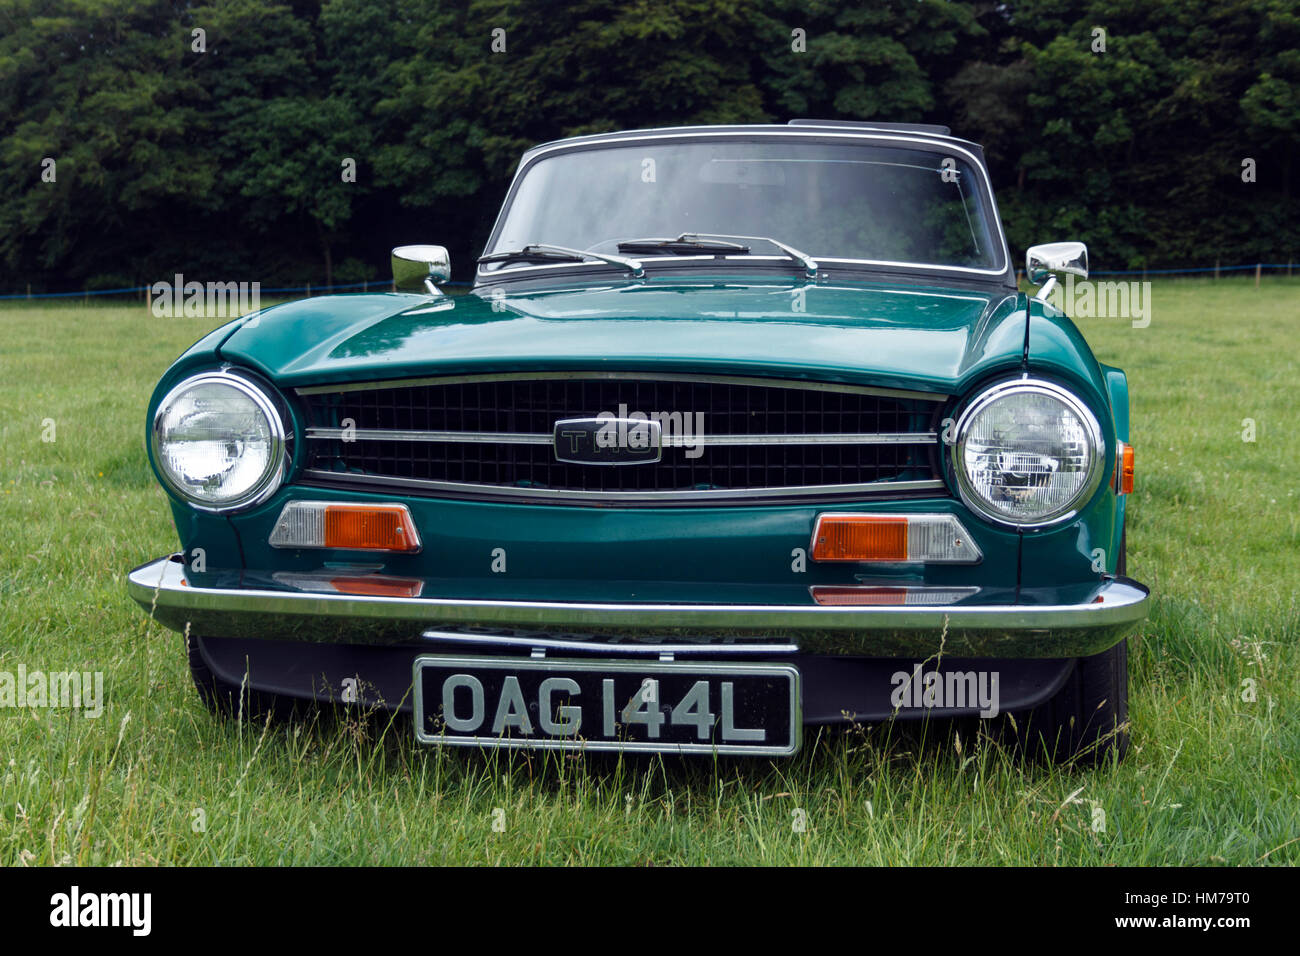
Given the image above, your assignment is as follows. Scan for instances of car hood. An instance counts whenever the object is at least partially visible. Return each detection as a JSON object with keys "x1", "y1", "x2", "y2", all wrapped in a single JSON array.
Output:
[{"x1": 218, "y1": 278, "x2": 1028, "y2": 396}]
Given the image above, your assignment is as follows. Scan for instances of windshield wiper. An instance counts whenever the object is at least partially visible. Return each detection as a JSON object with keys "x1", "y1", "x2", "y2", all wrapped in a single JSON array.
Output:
[
  {"x1": 618, "y1": 233, "x2": 818, "y2": 278},
  {"x1": 616, "y1": 235, "x2": 751, "y2": 256},
  {"x1": 478, "y1": 243, "x2": 644, "y2": 278},
  {"x1": 683, "y1": 233, "x2": 819, "y2": 279}
]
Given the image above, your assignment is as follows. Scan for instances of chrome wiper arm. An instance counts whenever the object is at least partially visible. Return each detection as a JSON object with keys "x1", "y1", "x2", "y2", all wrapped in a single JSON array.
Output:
[
  {"x1": 533, "y1": 243, "x2": 645, "y2": 278},
  {"x1": 479, "y1": 243, "x2": 644, "y2": 278},
  {"x1": 683, "y1": 233, "x2": 819, "y2": 279},
  {"x1": 616, "y1": 235, "x2": 750, "y2": 255},
  {"x1": 478, "y1": 247, "x2": 585, "y2": 265}
]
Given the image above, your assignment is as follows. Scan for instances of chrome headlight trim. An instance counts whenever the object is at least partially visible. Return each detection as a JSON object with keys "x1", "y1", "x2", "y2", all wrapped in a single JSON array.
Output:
[
  {"x1": 950, "y1": 378, "x2": 1106, "y2": 528},
  {"x1": 150, "y1": 370, "x2": 288, "y2": 513}
]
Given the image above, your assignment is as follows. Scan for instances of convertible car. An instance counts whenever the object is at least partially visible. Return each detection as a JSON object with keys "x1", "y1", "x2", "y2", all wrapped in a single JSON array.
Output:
[{"x1": 127, "y1": 120, "x2": 1147, "y2": 761}]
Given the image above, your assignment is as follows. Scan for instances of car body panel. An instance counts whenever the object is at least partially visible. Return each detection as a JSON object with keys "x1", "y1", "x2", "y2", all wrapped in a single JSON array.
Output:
[
  {"x1": 214, "y1": 279, "x2": 1026, "y2": 397},
  {"x1": 1017, "y1": 299, "x2": 1126, "y2": 581},
  {"x1": 225, "y1": 484, "x2": 1025, "y2": 592},
  {"x1": 145, "y1": 285, "x2": 1128, "y2": 595},
  {"x1": 1101, "y1": 362, "x2": 1131, "y2": 554}
]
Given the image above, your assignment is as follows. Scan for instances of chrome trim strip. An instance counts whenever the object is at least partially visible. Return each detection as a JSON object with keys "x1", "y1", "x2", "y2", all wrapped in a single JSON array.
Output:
[
  {"x1": 420, "y1": 630, "x2": 800, "y2": 656},
  {"x1": 299, "y1": 468, "x2": 947, "y2": 501},
  {"x1": 293, "y1": 370, "x2": 950, "y2": 403},
  {"x1": 308, "y1": 428, "x2": 553, "y2": 445},
  {"x1": 675, "y1": 432, "x2": 938, "y2": 446},
  {"x1": 305, "y1": 426, "x2": 939, "y2": 447},
  {"x1": 478, "y1": 129, "x2": 1010, "y2": 280},
  {"x1": 127, "y1": 555, "x2": 1151, "y2": 659},
  {"x1": 411, "y1": 655, "x2": 801, "y2": 756}
]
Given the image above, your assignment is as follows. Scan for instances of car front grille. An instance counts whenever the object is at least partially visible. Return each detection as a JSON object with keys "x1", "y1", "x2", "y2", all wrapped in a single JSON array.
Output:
[{"x1": 297, "y1": 373, "x2": 948, "y2": 504}]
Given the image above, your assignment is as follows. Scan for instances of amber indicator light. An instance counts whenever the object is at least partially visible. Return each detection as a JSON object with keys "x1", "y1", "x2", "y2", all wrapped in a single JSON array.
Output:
[
  {"x1": 812, "y1": 514, "x2": 908, "y2": 562},
  {"x1": 323, "y1": 505, "x2": 419, "y2": 552},
  {"x1": 1119, "y1": 443, "x2": 1135, "y2": 495}
]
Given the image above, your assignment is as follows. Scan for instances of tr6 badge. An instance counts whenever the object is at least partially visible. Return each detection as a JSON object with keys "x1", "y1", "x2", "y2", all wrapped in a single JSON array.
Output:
[{"x1": 552, "y1": 416, "x2": 662, "y2": 465}]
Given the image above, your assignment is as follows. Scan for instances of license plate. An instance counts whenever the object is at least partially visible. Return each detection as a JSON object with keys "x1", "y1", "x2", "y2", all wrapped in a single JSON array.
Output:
[{"x1": 412, "y1": 655, "x2": 800, "y2": 756}]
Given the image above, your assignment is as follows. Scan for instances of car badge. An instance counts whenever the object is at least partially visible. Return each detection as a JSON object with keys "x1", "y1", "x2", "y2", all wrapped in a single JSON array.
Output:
[{"x1": 552, "y1": 417, "x2": 662, "y2": 465}]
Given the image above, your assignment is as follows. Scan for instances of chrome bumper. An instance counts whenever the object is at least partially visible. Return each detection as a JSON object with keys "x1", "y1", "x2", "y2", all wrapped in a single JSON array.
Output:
[{"x1": 126, "y1": 555, "x2": 1149, "y2": 659}]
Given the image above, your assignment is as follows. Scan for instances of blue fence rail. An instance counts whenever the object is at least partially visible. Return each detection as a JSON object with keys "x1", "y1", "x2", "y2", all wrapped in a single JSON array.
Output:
[
  {"x1": 0, "y1": 279, "x2": 473, "y2": 301},
  {"x1": 1, "y1": 264, "x2": 1295, "y2": 300},
  {"x1": 1088, "y1": 263, "x2": 1294, "y2": 276}
]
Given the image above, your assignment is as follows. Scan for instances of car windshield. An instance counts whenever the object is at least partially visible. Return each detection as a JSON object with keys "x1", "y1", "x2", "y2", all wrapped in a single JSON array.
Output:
[{"x1": 484, "y1": 138, "x2": 1003, "y2": 274}]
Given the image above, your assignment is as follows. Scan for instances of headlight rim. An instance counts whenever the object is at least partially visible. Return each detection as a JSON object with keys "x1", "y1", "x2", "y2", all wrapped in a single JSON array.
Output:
[
  {"x1": 950, "y1": 377, "x2": 1106, "y2": 529},
  {"x1": 150, "y1": 369, "x2": 288, "y2": 513}
]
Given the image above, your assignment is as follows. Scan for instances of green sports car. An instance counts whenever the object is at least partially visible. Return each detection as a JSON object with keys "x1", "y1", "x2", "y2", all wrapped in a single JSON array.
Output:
[{"x1": 128, "y1": 120, "x2": 1148, "y2": 761}]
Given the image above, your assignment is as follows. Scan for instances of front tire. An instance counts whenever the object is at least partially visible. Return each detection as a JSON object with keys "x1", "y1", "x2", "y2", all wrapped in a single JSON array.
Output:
[
  {"x1": 1005, "y1": 529, "x2": 1131, "y2": 763},
  {"x1": 1009, "y1": 639, "x2": 1129, "y2": 763}
]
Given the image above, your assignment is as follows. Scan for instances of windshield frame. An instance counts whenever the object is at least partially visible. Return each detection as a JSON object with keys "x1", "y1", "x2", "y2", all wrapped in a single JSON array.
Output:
[{"x1": 476, "y1": 127, "x2": 1014, "y2": 289}]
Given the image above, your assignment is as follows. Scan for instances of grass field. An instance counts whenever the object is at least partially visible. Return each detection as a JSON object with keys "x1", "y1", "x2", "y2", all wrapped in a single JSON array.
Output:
[{"x1": 1, "y1": 277, "x2": 1297, "y2": 865}]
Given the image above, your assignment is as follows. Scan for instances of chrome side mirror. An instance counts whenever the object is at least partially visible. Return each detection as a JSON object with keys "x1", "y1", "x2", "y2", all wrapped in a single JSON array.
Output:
[
  {"x1": 392, "y1": 245, "x2": 451, "y2": 294},
  {"x1": 1026, "y1": 241, "x2": 1088, "y2": 302}
]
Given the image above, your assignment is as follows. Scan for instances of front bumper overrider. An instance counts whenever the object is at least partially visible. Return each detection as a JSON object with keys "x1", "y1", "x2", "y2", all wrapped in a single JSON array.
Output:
[{"x1": 127, "y1": 554, "x2": 1149, "y2": 659}]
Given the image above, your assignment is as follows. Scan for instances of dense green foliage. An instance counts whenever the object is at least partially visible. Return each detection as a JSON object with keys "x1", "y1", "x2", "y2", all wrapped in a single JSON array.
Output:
[{"x1": 1, "y1": 0, "x2": 1297, "y2": 289}]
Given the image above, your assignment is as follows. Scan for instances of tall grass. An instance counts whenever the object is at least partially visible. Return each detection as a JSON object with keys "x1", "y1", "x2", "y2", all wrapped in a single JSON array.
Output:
[{"x1": 1, "y1": 279, "x2": 1296, "y2": 864}]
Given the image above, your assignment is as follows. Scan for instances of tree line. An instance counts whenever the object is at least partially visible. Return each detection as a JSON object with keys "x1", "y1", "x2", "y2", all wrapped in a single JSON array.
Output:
[{"x1": 1, "y1": 0, "x2": 1296, "y2": 292}]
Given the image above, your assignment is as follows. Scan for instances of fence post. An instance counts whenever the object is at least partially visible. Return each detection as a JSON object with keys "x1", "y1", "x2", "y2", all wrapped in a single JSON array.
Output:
[
  {"x1": 306, "y1": 283, "x2": 311, "y2": 297},
  {"x1": 26, "y1": 283, "x2": 30, "y2": 299},
  {"x1": 1255, "y1": 263, "x2": 1261, "y2": 288},
  {"x1": 1214, "y1": 258, "x2": 1220, "y2": 280}
]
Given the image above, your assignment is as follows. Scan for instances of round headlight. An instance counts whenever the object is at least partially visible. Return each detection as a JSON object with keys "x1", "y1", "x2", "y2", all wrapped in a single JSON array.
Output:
[
  {"x1": 151, "y1": 372, "x2": 286, "y2": 511},
  {"x1": 952, "y1": 379, "x2": 1104, "y2": 526}
]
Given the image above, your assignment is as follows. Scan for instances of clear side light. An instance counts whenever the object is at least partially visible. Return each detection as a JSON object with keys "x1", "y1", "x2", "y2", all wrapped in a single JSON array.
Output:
[
  {"x1": 907, "y1": 514, "x2": 983, "y2": 563},
  {"x1": 271, "y1": 500, "x2": 326, "y2": 547}
]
